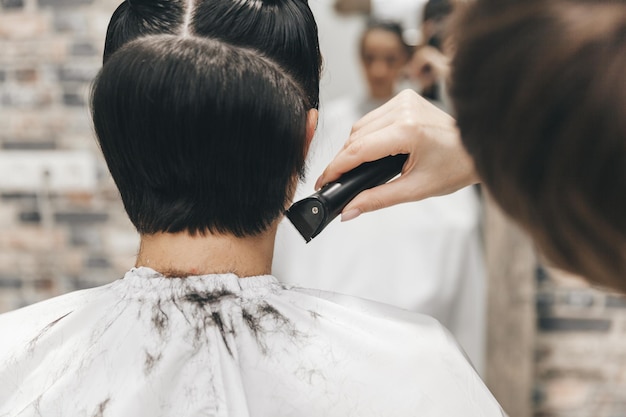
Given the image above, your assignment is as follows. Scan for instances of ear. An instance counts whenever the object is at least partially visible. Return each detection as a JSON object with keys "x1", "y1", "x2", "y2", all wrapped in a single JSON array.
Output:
[{"x1": 305, "y1": 109, "x2": 319, "y2": 153}]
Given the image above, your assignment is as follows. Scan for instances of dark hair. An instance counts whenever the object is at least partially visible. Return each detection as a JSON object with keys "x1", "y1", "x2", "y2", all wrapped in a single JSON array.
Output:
[
  {"x1": 422, "y1": 0, "x2": 454, "y2": 50},
  {"x1": 423, "y1": 0, "x2": 453, "y2": 23},
  {"x1": 103, "y1": 0, "x2": 321, "y2": 109},
  {"x1": 360, "y1": 19, "x2": 413, "y2": 58},
  {"x1": 91, "y1": 35, "x2": 308, "y2": 237},
  {"x1": 451, "y1": 0, "x2": 626, "y2": 291}
]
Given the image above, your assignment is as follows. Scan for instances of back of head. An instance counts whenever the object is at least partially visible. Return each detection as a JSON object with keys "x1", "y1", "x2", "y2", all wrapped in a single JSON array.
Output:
[
  {"x1": 451, "y1": 0, "x2": 626, "y2": 290},
  {"x1": 103, "y1": 0, "x2": 321, "y2": 109},
  {"x1": 91, "y1": 35, "x2": 308, "y2": 237}
]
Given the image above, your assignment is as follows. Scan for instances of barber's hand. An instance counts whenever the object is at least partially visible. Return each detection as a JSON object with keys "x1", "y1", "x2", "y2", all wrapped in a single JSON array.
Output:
[
  {"x1": 315, "y1": 90, "x2": 479, "y2": 222},
  {"x1": 405, "y1": 45, "x2": 450, "y2": 91}
]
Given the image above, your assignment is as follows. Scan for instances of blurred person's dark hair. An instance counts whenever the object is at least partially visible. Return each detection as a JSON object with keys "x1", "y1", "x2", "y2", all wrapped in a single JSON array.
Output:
[
  {"x1": 451, "y1": 0, "x2": 626, "y2": 291},
  {"x1": 91, "y1": 35, "x2": 309, "y2": 237},
  {"x1": 423, "y1": 0, "x2": 453, "y2": 22},
  {"x1": 360, "y1": 19, "x2": 413, "y2": 58},
  {"x1": 422, "y1": 0, "x2": 453, "y2": 50},
  {"x1": 417, "y1": 0, "x2": 454, "y2": 102},
  {"x1": 103, "y1": 0, "x2": 321, "y2": 109}
]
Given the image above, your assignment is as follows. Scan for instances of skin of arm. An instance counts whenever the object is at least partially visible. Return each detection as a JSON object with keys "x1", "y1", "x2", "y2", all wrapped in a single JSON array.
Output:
[{"x1": 315, "y1": 89, "x2": 480, "y2": 221}]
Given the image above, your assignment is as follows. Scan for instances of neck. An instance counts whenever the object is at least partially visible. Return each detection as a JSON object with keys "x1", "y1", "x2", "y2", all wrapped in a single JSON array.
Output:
[{"x1": 135, "y1": 226, "x2": 277, "y2": 278}]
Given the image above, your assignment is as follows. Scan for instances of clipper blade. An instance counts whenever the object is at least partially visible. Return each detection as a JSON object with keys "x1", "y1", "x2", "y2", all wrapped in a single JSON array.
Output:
[
  {"x1": 286, "y1": 154, "x2": 408, "y2": 242},
  {"x1": 285, "y1": 198, "x2": 326, "y2": 243}
]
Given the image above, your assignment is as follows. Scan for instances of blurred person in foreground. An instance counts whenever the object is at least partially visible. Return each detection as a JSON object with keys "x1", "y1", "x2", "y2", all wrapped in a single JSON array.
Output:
[
  {"x1": 316, "y1": 0, "x2": 626, "y2": 292},
  {"x1": 274, "y1": 19, "x2": 488, "y2": 373},
  {"x1": 0, "y1": 3, "x2": 506, "y2": 417}
]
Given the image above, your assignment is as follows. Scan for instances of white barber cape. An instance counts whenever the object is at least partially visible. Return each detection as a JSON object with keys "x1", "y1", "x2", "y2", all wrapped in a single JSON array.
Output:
[
  {"x1": 274, "y1": 96, "x2": 487, "y2": 373},
  {"x1": 0, "y1": 267, "x2": 503, "y2": 416}
]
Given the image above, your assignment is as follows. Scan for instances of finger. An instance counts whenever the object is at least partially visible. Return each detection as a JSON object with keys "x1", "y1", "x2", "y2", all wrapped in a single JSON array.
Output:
[
  {"x1": 344, "y1": 111, "x2": 396, "y2": 149},
  {"x1": 340, "y1": 176, "x2": 427, "y2": 219},
  {"x1": 350, "y1": 90, "x2": 416, "y2": 132},
  {"x1": 315, "y1": 128, "x2": 408, "y2": 189},
  {"x1": 346, "y1": 90, "x2": 422, "y2": 149}
]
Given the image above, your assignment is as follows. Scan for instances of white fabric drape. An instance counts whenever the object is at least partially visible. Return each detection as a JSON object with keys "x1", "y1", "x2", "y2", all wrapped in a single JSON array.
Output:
[{"x1": 0, "y1": 267, "x2": 502, "y2": 416}]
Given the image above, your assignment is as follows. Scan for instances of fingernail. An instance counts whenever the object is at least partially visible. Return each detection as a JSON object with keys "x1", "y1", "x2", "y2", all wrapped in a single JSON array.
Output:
[
  {"x1": 341, "y1": 208, "x2": 362, "y2": 222},
  {"x1": 314, "y1": 177, "x2": 323, "y2": 191}
]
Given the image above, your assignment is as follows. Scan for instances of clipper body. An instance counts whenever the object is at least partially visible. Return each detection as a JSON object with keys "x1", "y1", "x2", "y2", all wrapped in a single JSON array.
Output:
[{"x1": 286, "y1": 154, "x2": 408, "y2": 242}]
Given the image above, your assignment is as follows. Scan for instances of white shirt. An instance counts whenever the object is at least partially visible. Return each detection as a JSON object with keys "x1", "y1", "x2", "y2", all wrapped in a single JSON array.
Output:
[
  {"x1": 0, "y1": 267, "x2": 503, "y2": 416},
  {"x1": 273, "y1": 96, "x2": 487, "y2": 373}
]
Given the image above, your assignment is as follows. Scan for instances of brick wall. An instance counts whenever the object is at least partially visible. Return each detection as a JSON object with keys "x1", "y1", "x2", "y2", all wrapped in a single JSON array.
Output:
[
  {"x1": 0, "y1": 0, "x2": 137, "y2": 312},
  {"x1": 534, "y1": 268, "x2": 626, "y2": 417},
  {"x1": 1, "y1": 2, "x2": 626, "y2": 417}
]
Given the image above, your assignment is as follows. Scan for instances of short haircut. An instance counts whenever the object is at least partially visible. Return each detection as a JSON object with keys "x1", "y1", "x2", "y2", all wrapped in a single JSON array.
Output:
[
  {"x1": 451, "y1": 0, "x2": 626, "y2": 290},
  {"x1": 91, "y1": 35, "x2": 308, "y2": 237},
  {"x1": 103, "y1": 0, "x2": 321, "y2": 109}
]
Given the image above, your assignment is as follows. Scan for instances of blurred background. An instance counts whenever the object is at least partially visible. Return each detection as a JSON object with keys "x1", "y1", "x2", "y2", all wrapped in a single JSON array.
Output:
[{"x1": 1, "y1": 0, "x2": 626, "y2": 416}]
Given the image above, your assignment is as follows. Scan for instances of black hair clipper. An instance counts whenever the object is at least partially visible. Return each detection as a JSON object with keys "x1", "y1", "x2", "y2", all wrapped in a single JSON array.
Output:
[{"x1": 286, "y1": 154, "x2": 408, "y2": 242}]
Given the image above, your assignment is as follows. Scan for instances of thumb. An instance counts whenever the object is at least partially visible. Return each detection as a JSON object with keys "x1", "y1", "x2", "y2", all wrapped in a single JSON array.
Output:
[{"x1": 340, "y1": 177, "x2": 421, "y2": 222}]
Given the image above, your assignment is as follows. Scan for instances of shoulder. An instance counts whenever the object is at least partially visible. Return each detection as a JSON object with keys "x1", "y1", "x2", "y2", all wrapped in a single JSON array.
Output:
[
  {"x1": 291, "y1": 286, "x2": 442, "y2": 326},
  {"x1": 263, "y1": 285, "x2": 504, "y2": 415},
  {"x1": 269, "y1": 284, "x2": 461, "y2": 360},
  {"x1": 0, "y1": 284, "x2": 115, "y2": 357}
]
